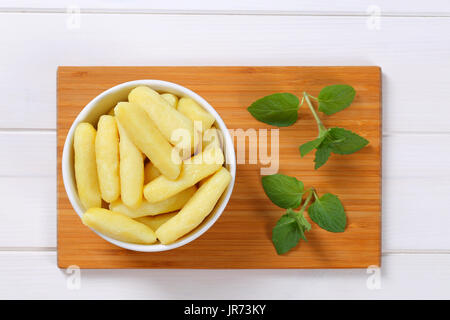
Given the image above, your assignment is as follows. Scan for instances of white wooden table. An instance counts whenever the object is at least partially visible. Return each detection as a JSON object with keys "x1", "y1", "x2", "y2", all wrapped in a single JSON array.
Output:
[{"x1": 1, "y1": 1, "x2": 450, "y2": 299}]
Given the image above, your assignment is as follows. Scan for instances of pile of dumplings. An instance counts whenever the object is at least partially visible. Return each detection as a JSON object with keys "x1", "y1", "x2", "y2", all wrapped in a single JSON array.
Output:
[{"x1": 73, "y1": 86, "x2": 231, "y2": 245}]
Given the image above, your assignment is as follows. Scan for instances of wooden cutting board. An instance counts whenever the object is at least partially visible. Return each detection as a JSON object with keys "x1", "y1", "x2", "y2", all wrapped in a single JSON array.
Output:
[{"x1": 57, "y1": 66, "x2": 381, "y2": 269}]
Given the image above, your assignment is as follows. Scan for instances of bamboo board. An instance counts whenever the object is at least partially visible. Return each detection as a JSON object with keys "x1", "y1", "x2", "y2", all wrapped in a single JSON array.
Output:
[{"x1": 57, "y1": 66, "x2": 381, "y2": 269}]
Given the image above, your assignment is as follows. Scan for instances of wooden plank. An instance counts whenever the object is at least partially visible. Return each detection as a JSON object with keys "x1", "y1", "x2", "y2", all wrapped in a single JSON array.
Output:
[
  {"x1": 0, "y1": 131, "x2": 55, "y2": 177},
  {"x1": 57, "y1": 66, "x2": 380, "y2": 268},
  {"x1": 1, "y1": 252, "x2": 450, "y2": 299},
  {"x1": 1, "y1": 14, "x2": 449, "y2": 132},
  {"x1": 1, "y1": 0, "x2": 450, "y2": 15},
  {"x1": 382, "y1": 134, "x2": 450, "y2": 250},
  {"x1": 0, "y1": 177, "x2": 56, "y2": 248}
]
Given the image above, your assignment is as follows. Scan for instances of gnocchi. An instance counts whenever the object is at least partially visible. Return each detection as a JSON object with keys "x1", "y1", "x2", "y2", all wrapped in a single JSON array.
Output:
[{"x1": 72, "y1": 86, "x2": 231, "y2": 246}]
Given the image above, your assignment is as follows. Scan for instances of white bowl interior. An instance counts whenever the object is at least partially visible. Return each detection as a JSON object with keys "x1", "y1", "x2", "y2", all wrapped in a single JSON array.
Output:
[{"x1": 62, "y1": 80, "x2": 236, "y2": 252}]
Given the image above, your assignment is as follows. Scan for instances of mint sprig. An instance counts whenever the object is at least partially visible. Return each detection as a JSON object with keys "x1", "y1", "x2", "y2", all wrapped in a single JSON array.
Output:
[
  {"x1": 301, "y1": 127, "x2": 369, "y2": 169},
  {"x1": 272, "y1": 190, "x2": 313, "y2": 255},
  {"x1": 247, "y1": 84, "x2": 369, "y2": 169},
  {"x1": 300, "y1": 91, "x2": 369, "y2": 169},
  {"x1": 264, "y1": 174, "x2": 347, "y2": 254}
]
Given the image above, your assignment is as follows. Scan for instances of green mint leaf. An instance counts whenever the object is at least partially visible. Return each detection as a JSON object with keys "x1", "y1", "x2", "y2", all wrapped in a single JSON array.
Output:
[
  {"x1": 272, "y1": 213, "x2": 303, "y2": 255},
  {"x1": 313, "y1": 143, "x2": 331, "y2": 170},
  {"x1": 308, "y1": 193, "x2": 346, "y2": 232},
  {"x1": 247, "y1": 93, "x2": 299, "y2": 127},
  {"x1": 327, "y1": 127, "x2": 369, "y2": 155},
  {"x1": 299, "y1": 135, "x2": 326, "y2": 157},
  {"x1": 318, "y1": 84, "x2": 355, "y2": 115},
  {"x1": 272, "y1": 209, "x2": 312, "y2": 254},
  {"x1": 262, "y1": 174, "x2": 304, "y2": 209}
]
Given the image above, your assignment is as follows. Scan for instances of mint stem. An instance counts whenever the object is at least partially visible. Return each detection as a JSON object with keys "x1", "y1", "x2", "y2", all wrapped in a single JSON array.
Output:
[
  {"x1": 299, "y1": 188, "x2": 314, "y2": 215},
  {"x1": 313, "y1": 189, "x2": 319, "y2": 201},
  {"x1": 299, "y1": 95, "x2": 305, "y2": 107},
  {"x1": 303, "y1": 92, "x2": 327, "y2": 135},
  {"x1": 291, "y1": 188, "x2": 314, "y2": 231}
]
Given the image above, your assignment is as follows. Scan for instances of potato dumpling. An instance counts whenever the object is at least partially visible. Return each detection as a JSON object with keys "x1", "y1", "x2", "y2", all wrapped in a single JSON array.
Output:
[
  {"x1": 129, "y1": 86, "x2": 196, "y2": 156},
  {"x1": 144, "y1": 147, "x2": 224, "y2": 203},
  {"x1": 82, "y1": 208, "x2": 157, "y2": 244},
  {"x1": 134, "y1": 211, "x2": 178, "y2": 231},
  {"x1": 115, "y1": 102, "x2": 181, "y2": 180},
  {"x1": 144, "y1": 161, "x2": 161, "y2": 184},
  {"x1": 117, "y1": 121, "x2": 144, "y2": 208},
  {"x1": 95, "y1": 115, "x2": 120, "y2": 202},
  {"x1": 156, "y1": 167, "x2": 231, "y2": 244},
  {"x1": 74, "y1": 122, "x2": 101, "y2": 209},
  {"x1": 178, "y1": 97, "x2": 215, "y2": 132},
  {"x1": 160, "y1": 93, "x2": 179, "y2": 109},
  {"x1": 110, "y1": 186, "x2": 197, "y2": 218}
]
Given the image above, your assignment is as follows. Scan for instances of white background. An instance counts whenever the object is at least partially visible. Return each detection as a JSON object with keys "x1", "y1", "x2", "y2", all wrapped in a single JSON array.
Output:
[{"x1": 1, "y1": 1, "x2": 450, "y2": 299}]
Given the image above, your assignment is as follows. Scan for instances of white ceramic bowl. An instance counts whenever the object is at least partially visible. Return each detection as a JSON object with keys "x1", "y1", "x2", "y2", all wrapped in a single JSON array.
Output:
[{"x1": 62, "y1": 80, "x2": 236, "y2": 252}]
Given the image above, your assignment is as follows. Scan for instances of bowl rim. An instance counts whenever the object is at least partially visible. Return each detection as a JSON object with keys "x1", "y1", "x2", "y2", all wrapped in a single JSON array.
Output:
[{"x1": 62, "y1": 79, "x2": 236, "y2": 252}]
